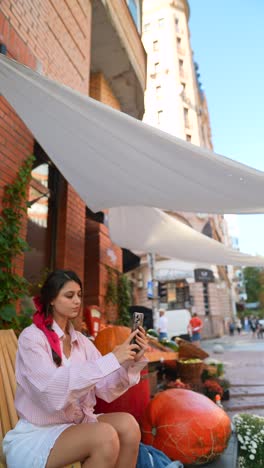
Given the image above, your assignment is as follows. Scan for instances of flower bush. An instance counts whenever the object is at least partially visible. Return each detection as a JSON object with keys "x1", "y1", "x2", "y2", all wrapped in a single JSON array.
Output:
[
  {"x1": 233, "y1": 413, "x2": 264, "y2": 467},
  {"x1": 203, "y1": 379, "x2": 223, "y2": 400}
]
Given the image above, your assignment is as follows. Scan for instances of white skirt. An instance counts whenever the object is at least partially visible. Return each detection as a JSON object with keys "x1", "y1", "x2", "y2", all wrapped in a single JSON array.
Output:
[{"x1": 3, "y1": 419, "x2": 74, "y2": 468}]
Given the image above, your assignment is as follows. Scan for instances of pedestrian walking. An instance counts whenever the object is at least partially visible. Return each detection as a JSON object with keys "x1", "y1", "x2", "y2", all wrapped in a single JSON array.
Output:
[
  {"x1": 235, "y1": 318, "x2": 242, "y2": 335},
  {"x1": 188, "y1": 313, "x2": 203, "y2": 347},
  {"x1": 157, "y1": 309, "x2": 168, "y2": 340}
]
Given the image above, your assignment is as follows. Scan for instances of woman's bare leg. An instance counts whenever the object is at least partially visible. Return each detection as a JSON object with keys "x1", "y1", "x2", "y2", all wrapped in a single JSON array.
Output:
[
  {"x1": 98, "y1": 412, "x2": 141, "y2": 468},
  {"x1": 45, "y1": 422, "x2": 120, "y2": 468}
]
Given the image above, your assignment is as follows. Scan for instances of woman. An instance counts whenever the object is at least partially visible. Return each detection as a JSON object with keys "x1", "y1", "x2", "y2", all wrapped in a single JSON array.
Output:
[{"x1": 3, "y1": 270, "x2": 148, "y2": 468}]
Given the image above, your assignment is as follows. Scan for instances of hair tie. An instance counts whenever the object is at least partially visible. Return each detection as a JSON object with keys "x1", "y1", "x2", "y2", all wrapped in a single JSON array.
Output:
[{"x1": 33, "y1": 296, "x2": 62, "y2": 360}]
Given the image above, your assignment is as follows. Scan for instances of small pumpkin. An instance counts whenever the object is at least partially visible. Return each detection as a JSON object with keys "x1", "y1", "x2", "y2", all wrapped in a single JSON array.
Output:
[
  {"x1": 141, "y1": 388, "x2": 231, "y2": 465},
  {"x1": 94, "y1": 325, "x2": 131, "y2": 355}
]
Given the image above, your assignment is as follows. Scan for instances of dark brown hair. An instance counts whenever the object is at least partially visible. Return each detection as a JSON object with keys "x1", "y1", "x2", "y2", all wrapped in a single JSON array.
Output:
[{"x1": 40, "y1": 270, "x2": 82, "y2": 365}]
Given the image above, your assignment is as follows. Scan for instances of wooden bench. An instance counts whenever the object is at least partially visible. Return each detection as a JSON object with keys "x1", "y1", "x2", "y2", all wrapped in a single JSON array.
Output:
[{"x1": 0, "y1": 329, "x2": 81, "y2": 468}]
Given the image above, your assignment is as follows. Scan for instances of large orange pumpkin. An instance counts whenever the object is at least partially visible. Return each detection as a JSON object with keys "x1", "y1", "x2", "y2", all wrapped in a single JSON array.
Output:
[
  {"x1": 94, "y1": 325, "x2": 131, "y2": 355},
  {"x1": 141, "y1": 389, "x2": 231, "y2": 465}
]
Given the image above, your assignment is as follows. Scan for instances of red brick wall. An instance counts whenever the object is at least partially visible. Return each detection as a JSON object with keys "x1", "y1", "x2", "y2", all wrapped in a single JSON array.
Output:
[
  {"x1": 0, "y1": 2, "x2": 92, "y2": 288},
  {"x1": 85, "y1": 73, "x2": 123, "y2": 324}
]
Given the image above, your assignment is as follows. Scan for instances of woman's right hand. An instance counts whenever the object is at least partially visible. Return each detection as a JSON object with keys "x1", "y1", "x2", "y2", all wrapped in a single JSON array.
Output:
[{"x1": 112, "y1": 330, "x2": 139, "y2": 364}]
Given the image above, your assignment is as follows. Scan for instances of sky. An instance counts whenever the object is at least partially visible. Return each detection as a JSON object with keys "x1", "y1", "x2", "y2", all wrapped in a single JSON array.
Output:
[{"x1": 188, "y1": 0, "x2": 264, "y2": 256}]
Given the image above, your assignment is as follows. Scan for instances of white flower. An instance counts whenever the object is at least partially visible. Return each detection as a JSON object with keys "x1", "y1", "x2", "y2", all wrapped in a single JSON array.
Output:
[{"x1": 249, "y1": 454, "x2": 255, "y2": 460}]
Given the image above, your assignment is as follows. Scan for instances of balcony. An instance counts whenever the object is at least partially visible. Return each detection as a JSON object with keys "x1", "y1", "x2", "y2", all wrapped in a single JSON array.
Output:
[{"x1": 90, "y1": 0, "x2": 147, "y2": 119}]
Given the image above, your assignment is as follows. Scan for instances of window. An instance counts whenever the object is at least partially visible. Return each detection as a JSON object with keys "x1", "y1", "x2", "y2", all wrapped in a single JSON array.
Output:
[
  {"x1": 156, "y1": 85, "x2": 162, "y2": 98},
  {"x1": 144, "y1": 22, "x2": 150, "y2": 32},
  {"x1": 157, "y1": 110, "x2": 164, "y2": 125},
  {"x1": 177, "y1": 37, "x2": 181, "y2": 46},
  {"x1": 186, "y1": 134, "x2": 191, "y2": 142},
  {"x1": 179, "y1": 59, "x2": 184, "y2": 77},
  {"x1": 180, "y1": 82, "x2": 186, "y2": 97},
  {"x1": 24, "y1": 144, "x2": 60, "y2": 285},
  {"x1": 203, "y1": 282, "x2": 210, "y2": 315},
  {"x1": 158, "y1": 18, "x2": 165, "y2": 28},
  {"x1": 153, "y1": 40, "x2": 159, "y2": 52},
  {"x1": 167, "y1": 281, "x2": 190, "y2": 310},
  {"x1": 175, "y1": 17, "x2": 180, "y2": 33},
  {"x1": 154, "y1": 62, "x2": 160, "y2": 74},
  {"x1": 184, "y1": 107, "x2": 189, "y2": 127}
]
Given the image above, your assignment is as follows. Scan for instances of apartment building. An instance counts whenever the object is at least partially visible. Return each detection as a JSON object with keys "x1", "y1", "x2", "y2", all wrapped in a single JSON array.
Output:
[{"x1": 127, "y1": 0, "x2": 233, "y2": 338}]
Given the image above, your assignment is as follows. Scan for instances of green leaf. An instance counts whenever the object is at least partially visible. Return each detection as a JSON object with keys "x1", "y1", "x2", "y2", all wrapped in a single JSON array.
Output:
[{"x1": 0, "y1": 304, "x2": 17, "y2": 322}]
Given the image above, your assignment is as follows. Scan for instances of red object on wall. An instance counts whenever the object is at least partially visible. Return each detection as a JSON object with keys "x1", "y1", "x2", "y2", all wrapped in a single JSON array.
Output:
[
  {"x1": 94, "y1": 369, "x2": 151, "y2": 423},
  {"x1": 141, "y1": 388, "x2": 231, "y2": 465},
  {"x1": 84, "y1": 306, "x2": 101, "y2": 337}
]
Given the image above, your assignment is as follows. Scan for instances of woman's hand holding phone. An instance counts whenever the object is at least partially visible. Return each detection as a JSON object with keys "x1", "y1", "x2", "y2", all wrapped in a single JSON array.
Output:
[
  {"x1": 133, "y1": 326, "x2": 148, "y2": 361},
  {"x1": 112, "y1": 330, "x2": 139, "y2": 364},
  {"x1": 112, "y1": 327, "x2": 148, "y2": 364}
]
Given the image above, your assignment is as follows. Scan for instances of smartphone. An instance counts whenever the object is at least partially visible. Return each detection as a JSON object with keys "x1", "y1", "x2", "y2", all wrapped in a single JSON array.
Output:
[{"x1": 131, "y1": 312, "x2": 144, "y2": 350}]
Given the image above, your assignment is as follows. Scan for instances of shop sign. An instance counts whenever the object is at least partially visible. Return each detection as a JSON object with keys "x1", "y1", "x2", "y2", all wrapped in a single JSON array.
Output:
[{"x1": 194, "y1": 268, "x2": 214, "y2": 283}]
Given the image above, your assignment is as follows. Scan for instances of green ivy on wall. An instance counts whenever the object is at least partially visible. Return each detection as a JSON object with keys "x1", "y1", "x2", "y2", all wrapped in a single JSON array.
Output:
[
  {"x1": 0, "y1": 154, "x2": 35, "y2": 329},
  {"x1": 105, "y1": 265, "x2": 132, "y2": 327}
]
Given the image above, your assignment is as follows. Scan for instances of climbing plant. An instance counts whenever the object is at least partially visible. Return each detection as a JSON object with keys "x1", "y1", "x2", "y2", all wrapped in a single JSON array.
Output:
[
  {"x1": 0, "y1": 154, "x2": 35, "y2": 328},
  {"x1": 104, "y1": 265, "x2": 132, "y2": 326},
  {"x1": 116, "y1": 274, "x2": 132, "y2": 327}
]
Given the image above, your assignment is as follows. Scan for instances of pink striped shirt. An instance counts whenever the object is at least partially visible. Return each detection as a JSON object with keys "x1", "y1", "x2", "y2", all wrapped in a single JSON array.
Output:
[{"x1": 15, "y1": 322, "x2": 147, "y2": 425}]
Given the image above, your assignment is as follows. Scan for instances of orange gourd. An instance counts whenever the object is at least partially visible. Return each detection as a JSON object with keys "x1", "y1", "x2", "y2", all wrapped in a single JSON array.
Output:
[
  {"x1": 141, "y1": 388, "x2": 231, "y2": 465},
  {"x1": 94, "y1": 325, "x2": 131, "y2": 355}
]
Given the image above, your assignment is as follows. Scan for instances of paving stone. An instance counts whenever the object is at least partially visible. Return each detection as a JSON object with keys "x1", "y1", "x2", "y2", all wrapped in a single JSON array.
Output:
[
  {"x1": 230, "y1": 385, "x2": 264, "y2": 397},
  {"x1": 227, "y1": 408, "x2": 264, "y2": 417},
  {"x1": 224, "y1": 395, "x2": 264, "y2": 411}
]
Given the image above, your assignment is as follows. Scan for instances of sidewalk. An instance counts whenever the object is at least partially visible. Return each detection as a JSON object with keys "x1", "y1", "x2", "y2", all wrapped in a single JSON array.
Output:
[
  {"x1": 193, "y1": 332, "x2": 264, "y2": 467},
  {"x1": 201, "y1": 332, "x2": 264, "y2": 417}
]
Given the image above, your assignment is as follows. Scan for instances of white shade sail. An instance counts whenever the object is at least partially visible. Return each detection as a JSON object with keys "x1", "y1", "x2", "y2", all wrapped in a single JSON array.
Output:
[
  {"x1": 108, "y1": 206, "x2": 264, "y2": 266},
  {"x1": 1, "y1": 54, "x2": 264, "y2": 214}
]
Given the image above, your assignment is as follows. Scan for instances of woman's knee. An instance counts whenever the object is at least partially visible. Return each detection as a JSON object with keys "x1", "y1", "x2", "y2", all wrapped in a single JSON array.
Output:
[
  {"x1": 116, "y1": 413, "x2": 141, "y2": 445},
  {"x1": 97, "y1": 423, "x2": 120, "y2": 461}
]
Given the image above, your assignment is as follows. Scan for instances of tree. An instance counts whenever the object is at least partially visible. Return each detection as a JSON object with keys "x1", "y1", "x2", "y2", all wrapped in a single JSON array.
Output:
[{"x1": 243, "y1": 267, "x2": 261, "y2": 303}]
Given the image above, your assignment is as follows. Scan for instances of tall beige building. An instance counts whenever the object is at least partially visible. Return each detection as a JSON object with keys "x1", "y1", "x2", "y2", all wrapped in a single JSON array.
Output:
[{"x1": 127, "y1": 0, "x2": 234, "y2": 338}]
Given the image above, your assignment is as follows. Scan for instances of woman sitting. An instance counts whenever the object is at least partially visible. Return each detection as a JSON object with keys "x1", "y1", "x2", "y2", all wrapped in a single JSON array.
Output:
[{"x1": 3, "y1": 270, "x2": 148, "y2": 468}]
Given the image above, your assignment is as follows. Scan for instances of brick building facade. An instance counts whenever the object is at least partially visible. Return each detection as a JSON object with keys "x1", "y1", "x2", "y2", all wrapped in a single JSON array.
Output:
[{"x1": 0, "y1": 1, "x2": 146, "y2": 327}]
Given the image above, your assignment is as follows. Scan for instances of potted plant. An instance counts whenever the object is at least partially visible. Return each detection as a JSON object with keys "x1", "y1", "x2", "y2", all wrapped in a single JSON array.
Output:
[
  {"x1": 203, "y1": 379, "x2": 224, "y2": 401},
  {"x1": 218, "y1": 378, "x2": 231, "y2": 401}
]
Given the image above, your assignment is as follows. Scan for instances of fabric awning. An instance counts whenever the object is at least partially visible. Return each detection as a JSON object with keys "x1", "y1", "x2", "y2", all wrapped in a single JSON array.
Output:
[
  {"x1": 108, "y1": 206, "x2": 264, "y2": 266},
  {"x1": 155, "y1": 260, "x2": 196, "y2": 281},
  {"x1": 1, "y1": 54, "x2": 264, "y2": 214}
]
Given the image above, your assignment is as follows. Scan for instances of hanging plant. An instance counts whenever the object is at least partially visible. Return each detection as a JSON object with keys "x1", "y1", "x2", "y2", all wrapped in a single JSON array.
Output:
[{"x1": 0, "y1": 154, "x2": 35, "y2": 328}]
